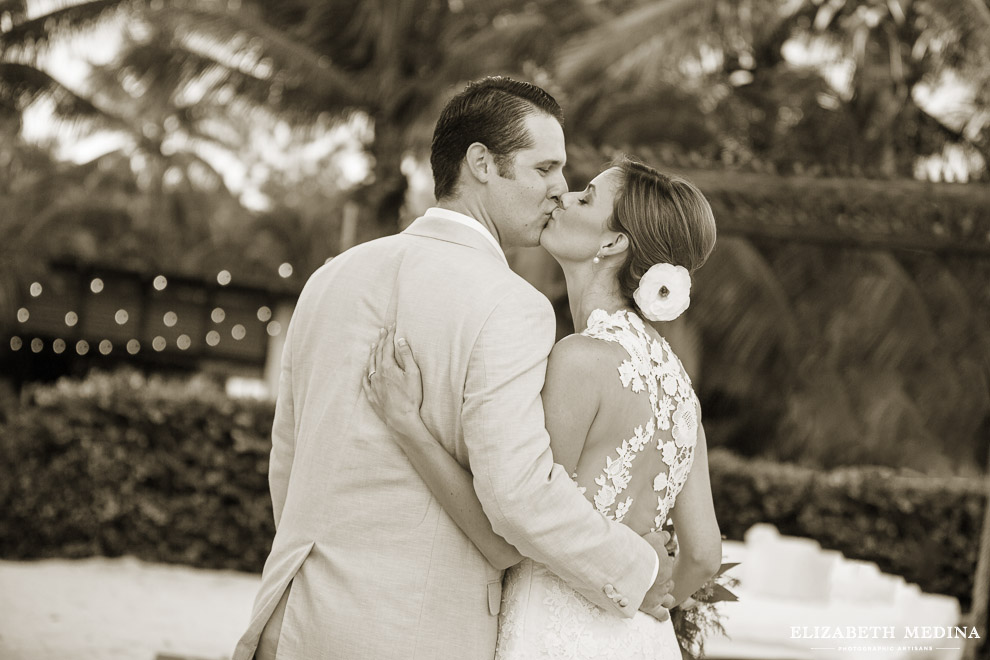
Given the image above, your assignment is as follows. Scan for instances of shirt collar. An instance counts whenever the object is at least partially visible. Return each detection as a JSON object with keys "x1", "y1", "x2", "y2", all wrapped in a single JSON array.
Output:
[{"x1": 422, "y1": 207, "x2": 507, "y2": 264}]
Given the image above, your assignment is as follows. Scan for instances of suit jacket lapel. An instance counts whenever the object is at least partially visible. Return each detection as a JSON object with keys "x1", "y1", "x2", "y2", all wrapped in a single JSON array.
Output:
[{"x1": 403, "y1": 215, "x2": 508, "y2": 266}]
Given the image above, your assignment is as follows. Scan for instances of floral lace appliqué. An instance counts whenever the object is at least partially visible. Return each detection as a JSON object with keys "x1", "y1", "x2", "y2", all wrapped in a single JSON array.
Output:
[{"x1": 582, "y1": 309, "x2": 699, "y2": 530}]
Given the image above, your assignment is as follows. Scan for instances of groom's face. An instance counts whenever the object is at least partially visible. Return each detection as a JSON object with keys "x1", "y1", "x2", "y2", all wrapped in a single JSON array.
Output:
[{"x1": 488, "y1": 113, "x2": 567, "y2": 249}]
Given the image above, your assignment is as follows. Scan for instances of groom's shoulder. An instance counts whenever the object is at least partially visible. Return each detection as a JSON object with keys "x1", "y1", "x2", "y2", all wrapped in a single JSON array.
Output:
[
  {"x1": 489, "y1": 271, "x2": 552, "y2": 314},
  {"x1": 303, "y1": 234, "x2": 402, "y2": 279}
]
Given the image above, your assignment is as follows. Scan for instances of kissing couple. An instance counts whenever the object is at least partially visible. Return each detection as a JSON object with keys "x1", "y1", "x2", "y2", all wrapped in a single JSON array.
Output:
[{"x1": 234, "y1": 76, "x2": 721, "y2": 660}]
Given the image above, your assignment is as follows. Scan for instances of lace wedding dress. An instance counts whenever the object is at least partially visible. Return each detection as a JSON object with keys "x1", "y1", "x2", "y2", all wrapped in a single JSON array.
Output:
[{"x1": 494, "y1": 309, "x2": 700, "y2": 660}]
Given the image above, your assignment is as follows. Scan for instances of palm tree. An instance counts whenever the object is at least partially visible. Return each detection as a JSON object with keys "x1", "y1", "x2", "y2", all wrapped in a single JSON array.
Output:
[
  {"x1": 551, "y1": 0, "x2": 990, "y2": 178},
  {"x1": 538, "y1": 0, "x2": 990, "y2": 475},
  {"x1": 5, "y1": 0, "x2": 595, "y2": 244},
  {"x1": 198, "y1": 0, "x2": 602, "y2": 244}
]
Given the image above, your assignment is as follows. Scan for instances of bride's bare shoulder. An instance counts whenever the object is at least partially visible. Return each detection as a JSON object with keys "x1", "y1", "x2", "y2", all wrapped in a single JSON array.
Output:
[{"x1": 547, "y1": 333, "x2": 627, "y2": 377}]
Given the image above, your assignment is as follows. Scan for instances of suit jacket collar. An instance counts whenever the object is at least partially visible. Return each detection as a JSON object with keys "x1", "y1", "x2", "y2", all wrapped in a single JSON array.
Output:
[{"x1": 404, "y1": 210, "x2": 508, "y2": 266}]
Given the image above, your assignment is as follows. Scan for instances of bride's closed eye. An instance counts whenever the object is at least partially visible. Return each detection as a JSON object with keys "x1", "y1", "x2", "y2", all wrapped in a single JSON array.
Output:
[{"x1": 577, "y1": 185, "x2": 591, "y2": 205}]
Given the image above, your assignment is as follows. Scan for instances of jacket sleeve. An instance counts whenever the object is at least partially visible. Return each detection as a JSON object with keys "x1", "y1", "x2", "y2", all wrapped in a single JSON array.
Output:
[
  {"x1": 461, "y1": 287, "x2": 657, "y2": 617},
  {"x1": 268, "y1": 318, "x2": 296, "y2": 529}
]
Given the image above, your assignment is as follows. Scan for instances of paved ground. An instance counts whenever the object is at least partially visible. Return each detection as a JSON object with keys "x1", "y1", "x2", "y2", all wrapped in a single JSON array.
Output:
[
  {"x1": 0, "y1": 556, "x2": 260, "y2": 660},
  {"x1": 0, "y1": 540, "x2": 969, "y2": 660}
]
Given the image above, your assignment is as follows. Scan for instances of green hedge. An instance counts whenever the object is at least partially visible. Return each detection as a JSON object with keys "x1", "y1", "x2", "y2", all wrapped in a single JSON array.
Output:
[
  {"x1": 1, "y1": 371, "x2": 985, "y2": 611},
  {"x1": 708, "y1": 450, "x2": 987, "y2": 611},
  {"x1": 0, "y1": 371, "x2": 276, "y2": 571}
]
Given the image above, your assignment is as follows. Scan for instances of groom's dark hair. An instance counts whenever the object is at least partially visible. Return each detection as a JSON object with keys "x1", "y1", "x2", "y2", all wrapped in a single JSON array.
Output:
[{"x1": 431, "y1": 76, "x2": 564, "y2": 200}]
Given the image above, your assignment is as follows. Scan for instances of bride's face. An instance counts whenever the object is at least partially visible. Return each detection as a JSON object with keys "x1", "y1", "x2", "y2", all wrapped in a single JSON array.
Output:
[{"x1": 539, "y1": 167, "x2": 623, "y2": 263}]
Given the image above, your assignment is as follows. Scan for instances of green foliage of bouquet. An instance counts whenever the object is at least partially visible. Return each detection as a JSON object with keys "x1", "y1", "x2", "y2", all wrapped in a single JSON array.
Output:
[
  {"x1": 671, "y1": 560, "x2": 740, "y2": 659},
  {"x1": 661, "y1": 522, "x2": 740, "y2": 659}
]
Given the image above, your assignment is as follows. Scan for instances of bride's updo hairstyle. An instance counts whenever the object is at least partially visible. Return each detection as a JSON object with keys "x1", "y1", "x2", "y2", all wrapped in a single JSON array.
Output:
[{"x1": 607, "y1": 157, "x2": 717, "y2": 309}]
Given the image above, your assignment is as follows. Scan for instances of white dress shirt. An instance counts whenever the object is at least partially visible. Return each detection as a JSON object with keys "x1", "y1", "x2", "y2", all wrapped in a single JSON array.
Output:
[{"x1": 422, "y1": 207, "x2": 508, "y2": 265}]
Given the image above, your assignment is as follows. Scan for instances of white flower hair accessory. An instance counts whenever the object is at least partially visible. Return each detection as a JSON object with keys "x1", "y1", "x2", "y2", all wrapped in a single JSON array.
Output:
[{"x1": 633, "y1": 263, "x2": 691, "y2": 322}]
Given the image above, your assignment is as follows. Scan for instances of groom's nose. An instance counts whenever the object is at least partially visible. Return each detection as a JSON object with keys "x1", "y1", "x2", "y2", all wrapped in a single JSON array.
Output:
[{"x1": 547, "y1": 171, "x2": 567, "y2": 203}]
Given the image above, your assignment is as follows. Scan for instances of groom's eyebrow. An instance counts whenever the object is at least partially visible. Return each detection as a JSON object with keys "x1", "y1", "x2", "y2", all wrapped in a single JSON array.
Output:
[{"x1": 537, "y1": 158, "x2": 563, "y2": 169}]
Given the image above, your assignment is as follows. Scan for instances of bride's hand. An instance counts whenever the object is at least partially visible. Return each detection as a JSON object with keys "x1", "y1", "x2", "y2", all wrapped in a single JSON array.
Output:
[{"x1": 363, "y1": 325, "x2": 425, "y2": 436}]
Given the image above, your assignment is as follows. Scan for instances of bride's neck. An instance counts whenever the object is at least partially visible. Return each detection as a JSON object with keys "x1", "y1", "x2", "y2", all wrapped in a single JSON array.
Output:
[{"x1": 560, "y1": 262, "x2": 631, "y2": 333}]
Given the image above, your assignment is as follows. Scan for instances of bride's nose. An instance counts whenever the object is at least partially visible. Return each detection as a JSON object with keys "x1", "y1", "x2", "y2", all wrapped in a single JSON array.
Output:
[{"x1": 559, "y1": 191, "x2": 579, "y2": 209}]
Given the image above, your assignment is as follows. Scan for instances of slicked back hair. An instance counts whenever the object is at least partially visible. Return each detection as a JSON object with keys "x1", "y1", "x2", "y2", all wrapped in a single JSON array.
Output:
[{"x1": 430, "y1": 76, "x2": 564, "y2": 200}]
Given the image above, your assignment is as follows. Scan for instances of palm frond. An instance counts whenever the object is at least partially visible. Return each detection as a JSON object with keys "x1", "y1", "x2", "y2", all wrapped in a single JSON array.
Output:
[
  {"x1": 438, "y1": 11, "x2": 553, "y2": 83},
  {"x1": 0, "y1": 0, "x2": 126, "y2": 58},
  {"x1": 0, "y1": 61, "x2": 130, "y2": 138},
  {"x1": 694, "y1": 236, "x2": 801, "y2": 377},
  {"x1": 554, "y1": 0, "x2": 794, "y2": 86},
  {"x1": 158, "y1": 5, "x2": 362, "y2": 109},
  {"x1": 825, "y1": 252, "x2": 935, "y2": 371},
  {"x1": 555, "y1": 0, "x2": 706, "y2": 83}
]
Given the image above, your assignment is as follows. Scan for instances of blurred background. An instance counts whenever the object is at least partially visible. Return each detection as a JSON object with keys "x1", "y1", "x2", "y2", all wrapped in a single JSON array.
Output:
[{"x1": 1, "y1": 1, "x2": 988, "y2": 658}]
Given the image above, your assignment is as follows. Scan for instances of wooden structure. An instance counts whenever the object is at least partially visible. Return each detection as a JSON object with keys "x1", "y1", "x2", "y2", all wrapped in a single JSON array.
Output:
[{"x1": 3, "y1": 258, "x2": 299, "y2": 393}]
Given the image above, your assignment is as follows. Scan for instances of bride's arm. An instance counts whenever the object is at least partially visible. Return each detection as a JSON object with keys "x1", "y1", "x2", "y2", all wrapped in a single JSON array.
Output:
[
  {"x1": 364, "y1": 328, "x2": 523, "y2": 571},
  {"x1": 667, "y1": 420, "x2": 722, "y2": 606}
]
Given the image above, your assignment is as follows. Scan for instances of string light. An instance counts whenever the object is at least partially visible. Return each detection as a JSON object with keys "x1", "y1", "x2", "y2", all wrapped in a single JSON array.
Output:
[{"x1": 8, "y1": 263, "x2": 299, "y2": 358}]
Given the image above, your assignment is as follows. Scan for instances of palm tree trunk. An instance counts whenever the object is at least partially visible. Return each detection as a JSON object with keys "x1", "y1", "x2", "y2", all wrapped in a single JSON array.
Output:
[
  {"x1": 963, "y1": 418, "x2": 990, "y2": 660},
  {"x1": 351, "y1": 117, "x2": 408, "y2": 246}
]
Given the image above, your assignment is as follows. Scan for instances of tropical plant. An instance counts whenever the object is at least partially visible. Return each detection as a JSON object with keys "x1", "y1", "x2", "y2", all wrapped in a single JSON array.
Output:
[
  {"x1": 551, "y1": 0, "x2": 990, "y2": 179},
  {"x1": 685, "y1": 178, "x2": 990, "y2": 476},
  {"x1": 540, "y1": 1, "x2": 990, "y2": 475},
  {"x1": 1, "y1": 1, "x2": 251, "y2": 268}
]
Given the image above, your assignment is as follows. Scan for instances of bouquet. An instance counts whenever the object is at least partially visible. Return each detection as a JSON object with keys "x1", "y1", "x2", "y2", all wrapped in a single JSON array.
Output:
[{"x1": 663, "y1": 523, "x2": 740, "y2": 659}]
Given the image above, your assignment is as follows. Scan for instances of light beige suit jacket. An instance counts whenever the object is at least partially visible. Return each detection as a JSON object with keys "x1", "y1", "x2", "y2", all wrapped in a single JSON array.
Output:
[{"x1": 233, "y1": 214, "x2": 658, "y2": 660}]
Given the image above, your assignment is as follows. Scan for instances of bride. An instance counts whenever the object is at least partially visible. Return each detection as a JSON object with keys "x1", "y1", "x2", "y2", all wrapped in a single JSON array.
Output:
[{"x1": 365, "y1": 156, "x2": 721, "y2": 659}]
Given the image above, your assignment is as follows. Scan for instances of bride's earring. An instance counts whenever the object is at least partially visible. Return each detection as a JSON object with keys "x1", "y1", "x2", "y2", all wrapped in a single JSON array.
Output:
[{"x1": 593, "y1": 249, "x2": 602, "y2": 264}]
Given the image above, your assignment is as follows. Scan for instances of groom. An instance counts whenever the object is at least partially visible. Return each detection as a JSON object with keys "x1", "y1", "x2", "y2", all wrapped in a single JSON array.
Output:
[{"x1": 234, "y1": 76, "x2": 675, "y2": 660}]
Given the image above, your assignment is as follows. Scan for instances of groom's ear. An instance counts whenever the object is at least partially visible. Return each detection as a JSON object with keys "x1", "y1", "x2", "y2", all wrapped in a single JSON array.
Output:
[
  {"x1": 464, "y1": 142, "x2": 494, "y2": 183},
  {"x1": 464, "y1": 142, "x2": 495, "y2": 183}
]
